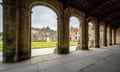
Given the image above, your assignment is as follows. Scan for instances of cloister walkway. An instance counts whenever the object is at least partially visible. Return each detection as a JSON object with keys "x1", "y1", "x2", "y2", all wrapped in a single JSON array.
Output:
[
  {"x1": 0, "y1": 45, "x2": 120, "y2": 72},
  {"x1": 0, "y1": 46, "x2": 77, "y2": 62}
]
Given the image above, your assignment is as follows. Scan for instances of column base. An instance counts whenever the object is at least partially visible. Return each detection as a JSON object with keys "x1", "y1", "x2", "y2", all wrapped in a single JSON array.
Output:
[
  {"x1": 76, "y1": 44, "x2": 81, "y2": 50},
  {"x1": 54, "y1": 48, "x2": 69, "y2": 54},
  {"x1": 94, "y1": 45, "x2": 100, "y2": 48},
  {"x1": 109, "y1": 43, "x2": 112, "y2": 45},
  {"x1": 76, "y1": 45, "x2": 89, "y2": 50},
  {"x1": 103, "y1": 43, "x2": 107, "y2": 47}
]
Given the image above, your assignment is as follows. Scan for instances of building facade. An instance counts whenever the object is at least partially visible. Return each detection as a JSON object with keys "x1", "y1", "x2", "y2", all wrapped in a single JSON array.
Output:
[{"x1": 31, "y1": 27, "x2": 57, "y2": 42}]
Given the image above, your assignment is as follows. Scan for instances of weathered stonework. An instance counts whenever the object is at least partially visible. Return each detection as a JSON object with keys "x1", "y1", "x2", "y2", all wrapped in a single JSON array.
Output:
[
  {"x1": 3, "y1": 0, "x2": 65, "y2": 63},
  {"x1": 99, "y1": 21, "x2": 107, "y2": 47},
  {"x1": 116, "y1": 28, "x2": 120, "y2": 44},
  {"x1": 2, "y1": 0, "x2": 119, "y2": 63},
  {"x1": 67, "y1": 7, "x2": 88, "y2": 50},
  {"x1": 88, "y1": 16, "x2": 100, "y2": 48},
  {"x1": 106, "y1": 25, "x2": 112, "y2": 46},
  {"x1": 3, "y1": 0, "x2": 20, "y2": 63},
  {"x1": 113, "y1": 29, "x2": 116, "y2": 45}
]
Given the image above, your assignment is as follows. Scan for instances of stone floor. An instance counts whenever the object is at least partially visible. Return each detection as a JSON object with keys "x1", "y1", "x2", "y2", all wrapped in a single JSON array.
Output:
[
  {"x1": 0, "y1": 46, "x2": 76, "y2": 62},
  {"x1": 0, "y1": 45, "x2": 120, "y2": 72}
]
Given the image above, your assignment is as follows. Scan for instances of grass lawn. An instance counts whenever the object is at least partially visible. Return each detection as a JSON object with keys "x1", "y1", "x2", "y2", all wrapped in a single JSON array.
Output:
[
  {"x1": 0, "y1": 42, "x2": 2, "y2": 51},
  {"x1": 0, "y1": 41, "x2": 77, "y2": 51},
  {"x1": 32, "y1": 41, "x2": 77, "y2": 49},
  {"x1": 31, "y1": 42, "x2": 57, "y2": 49}
]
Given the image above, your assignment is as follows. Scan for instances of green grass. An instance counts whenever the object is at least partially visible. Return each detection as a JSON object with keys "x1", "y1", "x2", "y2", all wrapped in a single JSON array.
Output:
[
  {"x1": 0, "y1": 42, "x2": 2, "y2": 51},
  {"x1": 0, "y1": 41, "x2": 77, "y2": 51},
  {"x1": 32, "y1": 41, "x2": 77, "y2": 49},
  {"x1": 31, "y1": 42, "x2": 57, "y2": 49}
]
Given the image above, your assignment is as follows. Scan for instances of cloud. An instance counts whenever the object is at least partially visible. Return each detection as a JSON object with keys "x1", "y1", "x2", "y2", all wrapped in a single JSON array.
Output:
[
  {"x1": 0, "y1": 5, "x2": 81, "y2": 32},
  {"x1": 0, "y1": 5, "x2": 2, "y2": 32},
  {"x1": 69, "y1": 16, "x2": 80, "y2": 28},
  {"x1": 31, "y1": 6, "x2": 57, "y2": 30}
]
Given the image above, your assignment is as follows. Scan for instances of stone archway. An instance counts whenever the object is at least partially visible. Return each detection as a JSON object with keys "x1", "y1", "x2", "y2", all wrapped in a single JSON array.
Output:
[
  {"x1": 88, "y1": 16, "x2": 100, "y2": 48},
  {"x1": 2, "y1": 0, "x2": 64, "y2": 63},
  {"x1": 29, "y1": 1, "x2": 62, "y2": 55},
  {"x1": 30, "y1": 5, "x2": 58, "y2": 56},
  {"x1": 67, "y1": 7, "x2": 87, "y2": 50},
  {"x1": 69, "y1": 15, "x2": 81, "y2": 51}
]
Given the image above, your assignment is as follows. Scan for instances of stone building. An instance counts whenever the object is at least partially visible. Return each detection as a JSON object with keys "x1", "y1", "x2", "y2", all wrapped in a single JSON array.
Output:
[
  {"x1": 31, "y1": 26, "x2": 80, "y2": 42},
  {"x1": 31, "y1": 27, "x2": 57, "y2": 42},
  {"x1": 69, "y1": 27, "x2": 80, "y2": 41},
  {"x1": 1, "y1": 0, "x2": 120, "y2": 64}
]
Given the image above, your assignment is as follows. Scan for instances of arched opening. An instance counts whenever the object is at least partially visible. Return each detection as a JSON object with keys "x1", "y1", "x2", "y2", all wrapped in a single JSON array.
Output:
[
  {"x1": 88, "y1": 22, "x2": 94, "y2": 48},
  {"x1": 31, "y1": 5, "x2": 57, "y2": 56},
  {"x1": 69, "y1": 16, "x2": 80, "y2": 51},
  {"x1": 0, "y1": 0, "x2": 3, "y2": 62}
]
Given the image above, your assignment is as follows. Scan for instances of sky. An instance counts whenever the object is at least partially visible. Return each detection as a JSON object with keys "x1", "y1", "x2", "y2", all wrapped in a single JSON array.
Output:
[
  {"x1": 31, "y1": 6, "x2": 57, "y2": 31},
  {"x1": 69, "y1": 16, "x2": 80, "y2": 29},
  {"x1": 0, "y1": 0, "x2": 2, "y2": 32},
  {"x1": 32, "y1": 6, "x2": 80, "y2": 31},
  {"x1": 0, "y1": 2, "x2": 80, "y2": 32}
]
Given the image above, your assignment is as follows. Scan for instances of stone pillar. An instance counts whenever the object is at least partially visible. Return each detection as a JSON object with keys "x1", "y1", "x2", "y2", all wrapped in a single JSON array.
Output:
[
  {"x1": 114, "y1": 29, "x2": 116, "y2": 45},
  {"x1": 112, "y1": 29, "x2": 114, "y2": 45},
  {"x1": 109, "y1": 26, "x2": 112, "y2": 45},
  {"x1": 116, "y1": 28, "x2": 120, "y2": 45},
  {"x1": 55, "y1": 8, "x2": 69, "y2": 54},
  {"x1": 99, "y1": 22, "x2": 104, "y2": 47},
  {"x1": 18, "y1": 2, "x2": 31, "y2": 61},
  {"x1": 94, "y1": 22, "x2": 100, "y2": 48},
  {"x1": 77, "y1": 17, "x2": 88, "y2": 50},
  {"x1": 103, "y1": 24, "x2": 107, "y2": 46},
  {"x1": 3, "y1": 0, "x2": 19, "y2": 63}
]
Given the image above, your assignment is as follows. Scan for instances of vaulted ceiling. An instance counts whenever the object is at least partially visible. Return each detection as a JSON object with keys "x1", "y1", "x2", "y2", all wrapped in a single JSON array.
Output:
[{"x1": 59, "y1": 0, "x2": 120, "y2": 29}]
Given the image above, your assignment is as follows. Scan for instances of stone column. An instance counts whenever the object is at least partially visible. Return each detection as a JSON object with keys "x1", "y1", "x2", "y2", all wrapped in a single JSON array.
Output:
[
  {"x1": 77, "y1": 17, "x2": 88, "y2": 50},
  {"x1": 3, "y1": 0, "x2": 19, "y2": 63},
  {"x1": 99, "y1": 23, "x2": 104, "y2": 47},
  {"x1": 114, "y1": 29, "x2": 116, "y2": 45},
  {"x1": 109, "y1": 26, "x2": 112, "y2": 45},
  {"x1": 103, "y1": 24, "x2": 107, "y2": 46},
  {"x1": 55, "y1": 8, "x2": 69, "y2": 54},
  {"x1": 94, "y1": 22, "x2": 100, "y2": 48},
  {"x1": 18, "y1": 2, "x2": 31, "y2": 61},
  {"x1": 112, "y1": 29, "x2": 114, "y2": 45}
]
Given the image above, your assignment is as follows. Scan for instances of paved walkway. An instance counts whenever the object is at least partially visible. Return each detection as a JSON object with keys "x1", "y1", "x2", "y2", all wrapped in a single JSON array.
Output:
[
  {"x1": 0, "y1": 46, "x2": 76, "y2": 62},
  {"x1": 0, "y1": 45, "x2": 120, "y2": 72}
]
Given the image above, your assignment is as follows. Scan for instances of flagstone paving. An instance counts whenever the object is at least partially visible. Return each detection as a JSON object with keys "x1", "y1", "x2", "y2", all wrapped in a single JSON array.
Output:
[{"x1": 0, "y1": 45, "x2": 120, "y2": 72}]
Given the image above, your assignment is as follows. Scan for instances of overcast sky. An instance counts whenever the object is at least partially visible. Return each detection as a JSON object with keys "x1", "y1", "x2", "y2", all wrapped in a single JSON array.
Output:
[
  {"x1": 0, "y1": 0, "x2": 2, "y2": 32},
  {"x1": 0, "y1": 2, "x2": 80, "y2": 32},
  {"x1": 31, "y1": 6, "x2": 57, "y2": 31},
  {"x1": 32, "y1": 6, "x2": 80, "y2": 31},
  {"x1": 70, "y1": 16, "x2": 80, "y2": 29}
]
